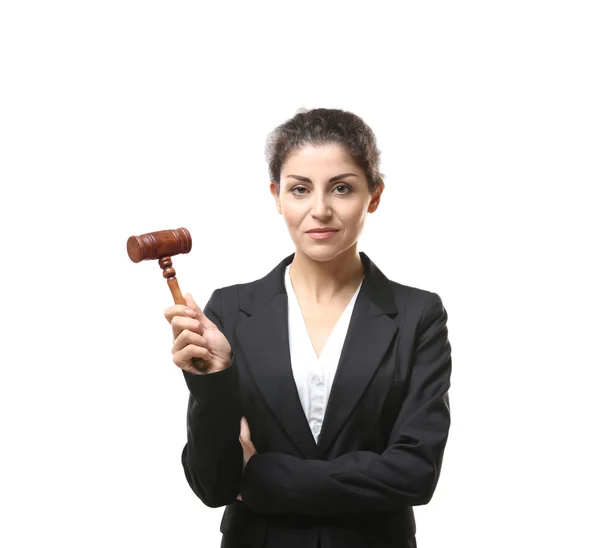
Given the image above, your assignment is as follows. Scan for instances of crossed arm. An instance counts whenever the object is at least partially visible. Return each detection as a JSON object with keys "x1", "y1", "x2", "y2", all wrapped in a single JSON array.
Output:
[{"x1": 239, "y1": 291, "x2": 452, "y2": 515}]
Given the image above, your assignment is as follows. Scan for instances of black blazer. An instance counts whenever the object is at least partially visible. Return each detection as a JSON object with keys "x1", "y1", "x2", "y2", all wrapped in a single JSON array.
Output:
[{"x1": 181, "y1": 251, "x2": 452, "y2": 548}]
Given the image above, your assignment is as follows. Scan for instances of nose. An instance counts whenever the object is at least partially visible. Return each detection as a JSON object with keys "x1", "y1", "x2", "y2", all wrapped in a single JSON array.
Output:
[{"x1": 311, "y1": 190, "x2": 333, "y2": 218}]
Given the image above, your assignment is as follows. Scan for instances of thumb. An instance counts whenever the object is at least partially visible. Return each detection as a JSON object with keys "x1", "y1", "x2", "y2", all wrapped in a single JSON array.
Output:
[
  {"x1": 185, "y1": 292, "x2": 213, "y2": 328},
  {"x1": 239, "y1": 416, "x2": 251, "y2": 442},
  {"x1": 184, "y1": 292, "x2": 198, "y2": 310}
]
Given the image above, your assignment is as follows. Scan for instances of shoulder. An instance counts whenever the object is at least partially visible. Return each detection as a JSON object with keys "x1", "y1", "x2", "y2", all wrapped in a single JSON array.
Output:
[
  {"x1": 213, "y1": 280, "x2": 253, "y2": 298},
  {"x1": 388, "y1": 279, "x2": 441, "y2": 301},
  {"x1": 208, "y1": 280, "x2": 255, "y2": 312},
  {"x1": 387, "y1": 279, "x2": 447, "y2": 327}
]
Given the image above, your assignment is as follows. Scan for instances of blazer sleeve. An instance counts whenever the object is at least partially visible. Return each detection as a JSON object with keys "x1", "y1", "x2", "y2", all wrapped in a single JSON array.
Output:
[
  {"x1": 180, "y1": 288, "x2": 244, "y2": 508},
  {"x1": 240, "y1": 291, "x2": 452, "y2": 515}
]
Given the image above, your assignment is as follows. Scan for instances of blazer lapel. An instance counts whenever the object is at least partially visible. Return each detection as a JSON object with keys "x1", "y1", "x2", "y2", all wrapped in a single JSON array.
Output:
[{"x1": 235, "y1": 251, "x2": 399, "y2": 459}]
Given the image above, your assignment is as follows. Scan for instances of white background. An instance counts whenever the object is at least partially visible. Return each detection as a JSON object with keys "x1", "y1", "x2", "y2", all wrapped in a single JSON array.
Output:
[{"x1": 1, "y1": 1, "x2": 598, "y2": 547}]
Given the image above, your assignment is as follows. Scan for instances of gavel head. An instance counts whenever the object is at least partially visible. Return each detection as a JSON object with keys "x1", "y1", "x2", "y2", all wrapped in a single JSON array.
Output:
[{"x1": 127, "y1": 227, "x2": 192, "y2": 263}]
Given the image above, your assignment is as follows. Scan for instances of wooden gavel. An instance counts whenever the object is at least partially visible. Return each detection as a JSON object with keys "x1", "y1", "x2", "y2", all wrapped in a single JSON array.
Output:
[
  {"x1": 127, "y1": 227, "x2": 192, "y2": 305},
  {"x1": 127, "y1": 227, "x2": 205, "y2": 368}
]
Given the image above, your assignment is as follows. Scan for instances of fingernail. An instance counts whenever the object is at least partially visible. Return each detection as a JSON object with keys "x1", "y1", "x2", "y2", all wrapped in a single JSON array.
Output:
[{"x1": 185, "y1": 308, "x2": 196, "y2": 316}]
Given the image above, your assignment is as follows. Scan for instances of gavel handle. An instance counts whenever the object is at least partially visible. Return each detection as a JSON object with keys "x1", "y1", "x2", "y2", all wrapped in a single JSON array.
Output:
[
  {"x1": 160, "y1": 257, "x2": 204, "y2": 369},
  {"x1": 168, "y1": 277, "x2": 186, "y2": 305}
]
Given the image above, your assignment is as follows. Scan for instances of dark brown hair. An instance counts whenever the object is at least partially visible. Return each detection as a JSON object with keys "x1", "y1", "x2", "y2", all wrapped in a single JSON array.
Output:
[{"x1": 265, "y1": 108, "x2": 385, "y2": 195}]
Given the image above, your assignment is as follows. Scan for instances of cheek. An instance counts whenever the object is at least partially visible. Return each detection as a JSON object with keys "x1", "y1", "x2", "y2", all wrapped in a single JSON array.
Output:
[
  {"x1": 281, "y1": 204, "x2": 304, "y2": 226},
  {"x1": 282, "y1": 211, "x2": 301, "y2": 229},
  {"x1": 343, "y1": 205, "x2": 367, "y2": 227}
]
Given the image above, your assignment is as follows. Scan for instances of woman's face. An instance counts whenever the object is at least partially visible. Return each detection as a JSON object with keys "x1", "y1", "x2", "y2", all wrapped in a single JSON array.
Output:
[{"x1": 270, "y1": 143, "x2": 383, "y2": 261}]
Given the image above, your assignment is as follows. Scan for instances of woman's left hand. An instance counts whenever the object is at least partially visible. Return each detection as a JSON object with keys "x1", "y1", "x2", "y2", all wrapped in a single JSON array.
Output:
[{"x1": 236, "y1": 416, "x2": 257, "y2": 501}]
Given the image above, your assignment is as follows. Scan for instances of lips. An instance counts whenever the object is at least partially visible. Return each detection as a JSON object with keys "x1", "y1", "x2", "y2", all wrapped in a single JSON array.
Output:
[{"x1": 307, "y1": 230, "x2": 338, "y2": 240}]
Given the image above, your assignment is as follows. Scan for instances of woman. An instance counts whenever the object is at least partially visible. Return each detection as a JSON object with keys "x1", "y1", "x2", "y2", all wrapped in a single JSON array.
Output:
[{"x1": 164, "y1": 108, "x2": 452, "y2": 548}]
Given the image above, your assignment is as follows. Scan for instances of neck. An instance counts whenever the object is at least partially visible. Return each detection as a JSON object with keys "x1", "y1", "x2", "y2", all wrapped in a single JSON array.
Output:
[{"x1": 289, "y1": 244, "x2": 364, "y2": 304}]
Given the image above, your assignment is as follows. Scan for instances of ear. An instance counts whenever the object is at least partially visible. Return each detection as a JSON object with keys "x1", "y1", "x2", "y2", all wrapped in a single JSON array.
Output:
[
  {"x1": 367, "y1": 180, "x2": 384, "y2": 213},
  {"x1": 270, "y1": 181, "x2": 282, "y2": 214}
]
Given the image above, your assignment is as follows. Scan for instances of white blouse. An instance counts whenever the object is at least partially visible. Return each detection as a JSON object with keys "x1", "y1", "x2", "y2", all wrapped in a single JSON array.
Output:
[{"x1": 284, "y1": 263, "x2": 364, "y2": 443}]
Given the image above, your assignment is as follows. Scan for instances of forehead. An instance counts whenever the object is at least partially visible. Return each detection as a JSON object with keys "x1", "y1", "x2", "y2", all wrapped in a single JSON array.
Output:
[{"x1": 282, "y1": 143, "x2": 359, "y2": 173}]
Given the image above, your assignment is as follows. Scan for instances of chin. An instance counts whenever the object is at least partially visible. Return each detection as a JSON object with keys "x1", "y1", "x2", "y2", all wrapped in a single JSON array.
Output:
[{"x1": 297, "y1": 245, "x2": 344, "y2": 261}]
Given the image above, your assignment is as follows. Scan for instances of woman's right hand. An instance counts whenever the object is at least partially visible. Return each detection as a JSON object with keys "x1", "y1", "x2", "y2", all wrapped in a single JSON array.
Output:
[{"x1": 164, "y1": 292, "x2": 232, "y2": 375}]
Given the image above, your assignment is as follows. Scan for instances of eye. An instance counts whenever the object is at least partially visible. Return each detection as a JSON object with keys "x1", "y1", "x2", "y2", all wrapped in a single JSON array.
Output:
[
  {"x1": 291, "y1": 184, "x2": 352, "y2": 196},
  {"x1": 334, "y1": 184, "x2": 352, "y2": 194},
  {"x1": 291, "y1": 186, "x2": 308, "y2": 196}
]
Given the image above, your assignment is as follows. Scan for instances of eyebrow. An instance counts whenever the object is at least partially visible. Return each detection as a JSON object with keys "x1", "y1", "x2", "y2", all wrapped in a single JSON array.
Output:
[{"x1": 285, "y1": 173, "x2": 358, "y2": 183}]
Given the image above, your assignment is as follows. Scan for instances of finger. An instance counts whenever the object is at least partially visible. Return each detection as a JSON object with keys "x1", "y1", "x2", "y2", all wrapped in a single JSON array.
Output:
[
  {"x1": 239, "y1": 416, "x2": 249, "y2": 439},
  {"x1": 164, "y1": 304, "x2": 198, "y2": 324},
  {"x1": 239, "y1": 416, "x2": 253, "y2": 443},
  {"x1": 172, "y1": 328, "x2": 209, "y2": 355},
  {"x1": 171, "y1": 315, "x2": 204, "y2": 343},
  {"x1": 173, "y1": 344, "x2": 212, "y2": 370}
]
